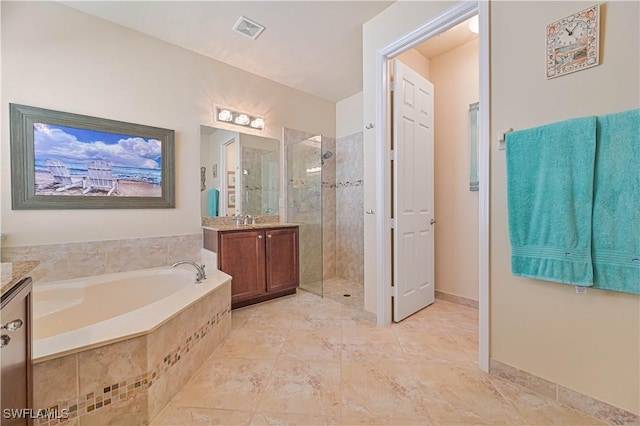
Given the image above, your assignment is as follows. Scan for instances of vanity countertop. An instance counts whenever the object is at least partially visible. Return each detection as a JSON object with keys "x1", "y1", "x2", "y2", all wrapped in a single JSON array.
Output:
[
  {"x1": 202, "y1": 222, "x2": 300, "y2": 232},
  {"x1": 1, "y1": 260, "x2": 39, "y2": 298}
]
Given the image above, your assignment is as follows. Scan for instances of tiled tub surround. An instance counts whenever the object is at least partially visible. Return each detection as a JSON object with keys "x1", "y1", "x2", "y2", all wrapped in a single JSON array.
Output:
[
  {"x1": 1, "y1": 234, "x2": 203, "y2": 283},
  {"x1": 32, "y1": 278, "x2": 232, "y2": 426}
]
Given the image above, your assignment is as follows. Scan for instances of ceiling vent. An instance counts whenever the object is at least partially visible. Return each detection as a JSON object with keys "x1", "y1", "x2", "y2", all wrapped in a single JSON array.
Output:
[{"x1": 232, "y1": 16, "x2": 265, "y2": 40}]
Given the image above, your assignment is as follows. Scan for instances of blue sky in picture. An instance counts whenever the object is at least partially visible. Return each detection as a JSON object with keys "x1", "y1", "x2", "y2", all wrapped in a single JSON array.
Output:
[{"x1": 33, "y1": 123, "x2": 162, "y2": 170}]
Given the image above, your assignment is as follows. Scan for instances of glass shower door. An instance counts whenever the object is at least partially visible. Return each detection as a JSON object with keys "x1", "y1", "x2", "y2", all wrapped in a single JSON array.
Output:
[{"x1": 286, "y1": 136, "x2": 323, "y2": 296}]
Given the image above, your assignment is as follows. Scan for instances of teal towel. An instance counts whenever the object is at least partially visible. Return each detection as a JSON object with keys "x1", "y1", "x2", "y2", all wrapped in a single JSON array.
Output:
[
  {"x1": 208, "y1": 188, "x2": 219, "y2": 217},
  {"x1": 506, "y1": 116, "x2": 597, "y2": 286},
  {"x1": 591, "y1": 109, "x2": 640, "y2": 294}
]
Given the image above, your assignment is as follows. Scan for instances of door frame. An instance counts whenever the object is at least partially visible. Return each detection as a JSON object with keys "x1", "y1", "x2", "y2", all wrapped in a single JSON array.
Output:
[
  {"x1": 220, "y1": 137, "x2": 237, "y2": 216},
  {"x1": 374, "y1": 1, "x2": 490, "y2": 372}
]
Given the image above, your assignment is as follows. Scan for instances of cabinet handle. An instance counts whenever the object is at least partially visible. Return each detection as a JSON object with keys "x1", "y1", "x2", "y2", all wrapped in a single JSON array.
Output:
[
  {"x1": 0, "y1": 335, "x2": 10, "y2": 348},
  {"x1": 258, "y1": 235, "x2": 263, "y2": 239},
  {"x1": 267, "y1": 235, "x2": 272, "y2": 238},
  {"x1": 1, "y1": 319, "x2": 23, "y2": 332}
]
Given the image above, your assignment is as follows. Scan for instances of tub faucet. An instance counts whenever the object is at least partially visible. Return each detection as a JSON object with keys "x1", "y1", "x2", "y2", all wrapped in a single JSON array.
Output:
[{"x1": 171, "y1": 260, "x2": 206, "y2": 283}]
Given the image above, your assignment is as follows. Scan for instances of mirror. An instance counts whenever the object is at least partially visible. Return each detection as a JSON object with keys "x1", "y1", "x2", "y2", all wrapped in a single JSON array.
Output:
[{"x1": 200, "y1": 125, "x2": 280, "y2": 217}]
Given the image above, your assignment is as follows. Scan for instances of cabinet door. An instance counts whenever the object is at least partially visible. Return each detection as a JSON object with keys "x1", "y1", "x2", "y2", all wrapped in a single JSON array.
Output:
[
  {"x1": 265, "y1": 228, "x2": 299, "y2": 293},
  {"x1": 219, "y1": 231, "x2": 266, "y2": 304},
  {"x1": 1, "y1": 279, "x2": 32, "y2": 426}
]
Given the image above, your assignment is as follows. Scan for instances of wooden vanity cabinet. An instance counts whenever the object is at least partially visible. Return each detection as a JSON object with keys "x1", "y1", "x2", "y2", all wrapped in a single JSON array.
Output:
[
  {"x1": 204, "y1": 226, "x2": 299, "y2": 309},
  {"x1": 1, "y1": 277, "x2": 33, "y2": 426}
]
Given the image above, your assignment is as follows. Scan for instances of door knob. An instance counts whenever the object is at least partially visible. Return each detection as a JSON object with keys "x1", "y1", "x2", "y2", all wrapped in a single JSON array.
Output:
[
  {"x1": 430, "y1": 218, "x2": 436, "y2": 225},
  {"x1": 1, "y1": 319, "x2": 23, "y2": 332},
  {"x1": 0, "y1": 335, "x2": 10, "y2": 348}
]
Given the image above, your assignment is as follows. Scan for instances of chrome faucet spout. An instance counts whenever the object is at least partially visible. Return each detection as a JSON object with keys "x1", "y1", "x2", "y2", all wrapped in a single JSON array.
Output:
[{"x1": 171, "y1": 260, "x2": 206, "y2": 283}]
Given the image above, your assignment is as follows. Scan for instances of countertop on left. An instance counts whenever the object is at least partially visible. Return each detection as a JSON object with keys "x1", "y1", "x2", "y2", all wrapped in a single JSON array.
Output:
[{"x1": 1, "y1": 261, "x2": 39, "y2": 298}]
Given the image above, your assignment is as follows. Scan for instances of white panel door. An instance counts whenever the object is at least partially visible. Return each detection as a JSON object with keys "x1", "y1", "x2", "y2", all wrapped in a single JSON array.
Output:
[{"x1": 393, "y1": 59, "x2": 435, "y2": 322}]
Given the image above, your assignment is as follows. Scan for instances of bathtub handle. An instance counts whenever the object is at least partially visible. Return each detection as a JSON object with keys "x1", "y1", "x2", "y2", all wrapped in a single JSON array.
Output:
[
  {"x1": 1, "y1": 319, "x2": 23, "y2": 332},
  {"x1": 0, "y1": 335, "x2": 10, "y2": 348}
]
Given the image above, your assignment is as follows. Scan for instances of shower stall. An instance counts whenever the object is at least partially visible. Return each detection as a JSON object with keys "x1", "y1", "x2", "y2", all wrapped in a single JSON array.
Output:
[{"x1": 285, "y1": 133, "x2": 334, "y2": 296}]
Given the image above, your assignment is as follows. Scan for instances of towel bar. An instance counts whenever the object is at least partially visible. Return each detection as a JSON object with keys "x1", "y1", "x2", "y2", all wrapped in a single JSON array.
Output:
[{"x1": 498, "y1": 128, "x2": 513, "y2": 150}]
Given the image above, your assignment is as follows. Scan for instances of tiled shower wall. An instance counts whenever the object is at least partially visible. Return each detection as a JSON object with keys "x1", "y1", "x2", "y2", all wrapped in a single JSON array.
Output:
[
  {"x1": 336, "y1": 131, "x2": 364, "y2": 283},
  {"x1": 1, "y1": 234, "x2": 202, "y2": 283},
  {"x1": 322, "y1": 136, "x2": 336, "y2": 280},
  {"x1": 283, "y1": 128, "x2": 336, "y2": 283}
]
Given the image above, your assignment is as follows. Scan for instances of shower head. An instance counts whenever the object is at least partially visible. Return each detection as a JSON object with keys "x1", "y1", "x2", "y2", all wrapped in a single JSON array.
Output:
[{"x1": 320, "y1": 151, "x2": 333, "y2": 165}]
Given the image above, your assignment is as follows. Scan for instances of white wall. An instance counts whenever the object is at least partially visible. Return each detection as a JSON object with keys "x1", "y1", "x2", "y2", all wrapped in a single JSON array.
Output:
[
  {"x1": 1, "y1": 1, "x2": 335, "y2": 246},
  {"x1": 336, "y1": 92, "x2": 363, "y2": 139},
  {"x1": 429, "y1": 39, "x2": 479, "y2": 302},
  {"x1": 490, "y1": 1, "x2": 639, "y2": 414},
  {"x1": 363, "y1": 0, "x2": 639, "y2": 414}
]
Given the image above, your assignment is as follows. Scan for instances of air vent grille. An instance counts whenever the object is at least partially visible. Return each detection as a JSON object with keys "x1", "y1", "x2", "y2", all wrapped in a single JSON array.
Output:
[{"x1": 232, "y1": 16, "x2": 265, "y2": 40}]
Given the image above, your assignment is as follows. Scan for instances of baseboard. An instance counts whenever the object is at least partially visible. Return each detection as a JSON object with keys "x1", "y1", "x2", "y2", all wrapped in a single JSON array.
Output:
[
  {"x1": 489, "y1": 359, "x2": 639, "y2": 425},
  {"x1": 435, "y1": 290, "x2": 479, "y2": 309}
]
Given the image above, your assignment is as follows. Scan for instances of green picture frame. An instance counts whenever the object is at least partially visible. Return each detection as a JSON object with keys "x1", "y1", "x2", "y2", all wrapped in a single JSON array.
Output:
[{"x1": 10, "y1": 103, "x2": 175, "y2": 209}]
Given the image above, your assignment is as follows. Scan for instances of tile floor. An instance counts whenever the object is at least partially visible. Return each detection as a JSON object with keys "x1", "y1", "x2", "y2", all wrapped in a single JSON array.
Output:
[{"x1": 151, "y1": 280, "x2": 604, "y2": 425}]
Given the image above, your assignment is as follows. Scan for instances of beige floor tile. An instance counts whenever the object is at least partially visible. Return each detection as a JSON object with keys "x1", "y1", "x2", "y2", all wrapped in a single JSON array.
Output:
[
  {"x1": 489, "y1": 376, "x2": 607, "y2": 425},
  {"x1": 341, "y1": 360, "x2": 433, "y2": 420},
  {"x1": 280, "y1": 328, "x2": 342, "y2": 362},
  {"x1": 213, "y1": 327, "x2": 287, "y2": 359},
  {"x1": 172, "y1": 358, "x2": 274, "y2": 411},
  {"x1": 257, "y1": 359, "x2": 341, "y2": 416},
  {"x1": 157, "y1": 286, "x2": 600, "y2": 426},
  {"x1": 393, "y1": 327, "x2": 475, "y2": 365},
  {"x1": 411, "y1": 362, "x2": 526, "y2": 425},
  {"x1": 231, "y1": 309, "x2": 252, "y2": 330},
  {"x1": 151, "y1": 406, "x2": 252, "y2": 425},
  {"x1": 339, "y1": 413, "x2": 434, "y2": 425},
  {"x1": 250, "y1": 412, "x2": 339, "y2": 425}
]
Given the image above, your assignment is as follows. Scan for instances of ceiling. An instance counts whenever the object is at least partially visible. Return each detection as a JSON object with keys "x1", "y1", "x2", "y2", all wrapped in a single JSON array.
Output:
[
  {"x1": 61, "y1": 1, "x2": 394, "y2": 103},
  {"x1": 415, "y1": 17, "x2": 478, "y2": 59},
  {"x1": 61, "y1": 2, "x2": 476, "y2": 103}
]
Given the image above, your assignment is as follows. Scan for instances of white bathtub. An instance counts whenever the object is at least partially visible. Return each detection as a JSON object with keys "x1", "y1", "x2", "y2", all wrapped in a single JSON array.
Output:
[{"x1": 33, "y1": 265, "x2": 231, "y2": 361}]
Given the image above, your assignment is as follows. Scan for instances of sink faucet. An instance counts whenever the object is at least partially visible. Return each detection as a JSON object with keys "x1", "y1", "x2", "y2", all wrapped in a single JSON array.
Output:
[
  {"x1": 244, "y1": 214, "x2": 253, "y2": 225},
  {"x1": 171, "y1": 260, "x2": 206, "y2": 283}
]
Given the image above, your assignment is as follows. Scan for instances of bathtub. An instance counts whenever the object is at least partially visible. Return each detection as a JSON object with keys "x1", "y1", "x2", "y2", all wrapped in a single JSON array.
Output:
[
  {"x1": 31, "y1": 265, "x2": 232, "y2": 423},
  {"x1": 33, "y1": 265, "x2": 231, "y2": 361}
]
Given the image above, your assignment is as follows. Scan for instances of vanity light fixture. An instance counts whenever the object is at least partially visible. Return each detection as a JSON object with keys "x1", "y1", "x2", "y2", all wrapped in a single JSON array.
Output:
[
  {"x1": 216, "y1": 107, "x2": 265, "y2": 130},
  {"x1": 250, "y1": 118, "x2": 264, "y2": 129},
  {"x1": 235, "y1": 114, "x2": 250, "y2": 126}
]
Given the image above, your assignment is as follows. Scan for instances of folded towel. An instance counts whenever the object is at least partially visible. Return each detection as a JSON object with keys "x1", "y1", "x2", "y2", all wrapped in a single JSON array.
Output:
[
  {"x1": 208, "y1": 188, "x2": 219, "y2": 217},
  {"x1": 506, "y1": 116, "x2": 597, "y2": 286},
  {"x1": 591, "y1": 109, "x2": 640, "y2": 294}
]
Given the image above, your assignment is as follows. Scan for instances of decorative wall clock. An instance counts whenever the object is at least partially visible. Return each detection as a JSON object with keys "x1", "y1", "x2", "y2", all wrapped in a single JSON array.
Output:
[{"x1": 546, "y1": 4, "x2": 600, "y2": 79}]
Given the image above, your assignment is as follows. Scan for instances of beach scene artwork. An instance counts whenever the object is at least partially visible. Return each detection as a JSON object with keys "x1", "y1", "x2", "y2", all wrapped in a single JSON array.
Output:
[{"x1": 34, "y1": 123, "x2": 163, "y2": 197}]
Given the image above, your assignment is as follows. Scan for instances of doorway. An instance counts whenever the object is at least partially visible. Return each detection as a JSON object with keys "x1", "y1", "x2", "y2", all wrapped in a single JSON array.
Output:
[{"x1": 375, "y1": 1, "x2": 490, "y2": 371}]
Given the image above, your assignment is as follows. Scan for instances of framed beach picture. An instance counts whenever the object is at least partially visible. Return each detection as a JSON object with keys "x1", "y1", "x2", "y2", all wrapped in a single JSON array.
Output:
[
  {"x1": 227, "y1": 171, "x2": 236, "y2": 189},
  {"x1": 9, "y1": 104, "x2": 175, "y2": 209}
]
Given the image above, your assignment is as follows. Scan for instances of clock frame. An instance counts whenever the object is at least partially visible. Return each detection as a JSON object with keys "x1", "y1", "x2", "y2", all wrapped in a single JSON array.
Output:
[{"x1": 546, "y1": 4, "x2": 600, "y2": 79}]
